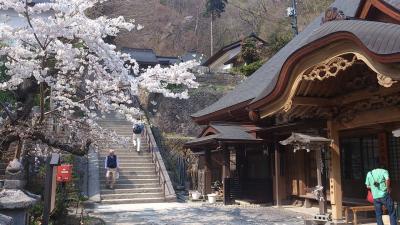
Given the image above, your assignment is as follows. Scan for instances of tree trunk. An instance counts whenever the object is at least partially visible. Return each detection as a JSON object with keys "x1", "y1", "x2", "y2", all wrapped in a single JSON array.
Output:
[
  {"x1": 39, "y1": 82, "x2": 45, "y2": 123},
  {"x1": 210, "y1": 15, "x2": 214, "y2": 56}
]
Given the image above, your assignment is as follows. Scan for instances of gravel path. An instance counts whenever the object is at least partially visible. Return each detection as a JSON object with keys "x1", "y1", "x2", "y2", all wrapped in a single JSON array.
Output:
[{"x1": 88, "y1": 203, "x2": 306, "y2": 225}]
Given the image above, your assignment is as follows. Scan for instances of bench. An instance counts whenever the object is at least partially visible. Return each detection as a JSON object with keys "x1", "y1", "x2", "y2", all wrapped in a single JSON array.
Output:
[
  {"x1": 344, "y1": 205, "x2": 374, "y2": 225},
  {"x1": 299, "y1": 194, "x2": 317, "y2": 208},
  {"x1": 344, "y1": 205, "x2": 387, "y2": 225}
]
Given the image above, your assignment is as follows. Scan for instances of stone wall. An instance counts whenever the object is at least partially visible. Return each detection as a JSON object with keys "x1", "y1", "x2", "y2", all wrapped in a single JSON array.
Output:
[
  {"x1": 142, "y1": 72, "x2": 243, "y2": 137},
  {"x1": 140, "y1": 72, "x2": 243, "y2": 188}
]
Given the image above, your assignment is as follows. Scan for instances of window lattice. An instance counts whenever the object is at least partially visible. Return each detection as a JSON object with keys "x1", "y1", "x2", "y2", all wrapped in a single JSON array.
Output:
[{"x1": 388, "y1": 136, "x2": 400, "y2": 181}]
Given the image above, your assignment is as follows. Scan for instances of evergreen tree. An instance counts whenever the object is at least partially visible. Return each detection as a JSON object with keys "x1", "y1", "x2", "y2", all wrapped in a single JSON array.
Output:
[{"x1": 204, "y1": 0, "x2": 228, "y2": 56}]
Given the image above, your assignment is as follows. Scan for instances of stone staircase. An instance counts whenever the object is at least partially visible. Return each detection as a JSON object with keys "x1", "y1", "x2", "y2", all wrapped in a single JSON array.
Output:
[{"x1": 96, "y1": 119, "x2": 166, "y2": 204}]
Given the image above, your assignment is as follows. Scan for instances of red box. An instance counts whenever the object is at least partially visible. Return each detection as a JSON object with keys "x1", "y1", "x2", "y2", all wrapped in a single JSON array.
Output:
[{"x1": 56, "y1": 164, "x2": 73, "y2": 182}]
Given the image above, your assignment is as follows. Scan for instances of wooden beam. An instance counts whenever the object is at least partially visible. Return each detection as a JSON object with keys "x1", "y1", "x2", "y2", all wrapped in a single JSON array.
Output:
[
  {"x1": 291, "y1": 85, "x2": 400, "y2": 109},
  {"x1": 204, "y1": 149, "x2": 212, "y2": 195},
  {"x1": 292, "y1": 96, "x2": 334, "y2": 107},
  {"x1": 315, "y1": 149, "x2": 327, "y2": 215},
  {"x1": 274, "y1": 142, "x2": 281, "y2": 206},
  {"x1": 297, "y1": 151, "x2": 306, "y2": 196},
  {"x1": 378, "y1": 132, "x2": 389, "y2": 167},
  {"x1": 371, "y1": 0, "x2": 400, "y2": 22},
  {"x1": 334, "y1": 84, "x2": 400, "y2": 105},
  {"x1": 222, "y1": 144, "x2": 230, "y2": 179},
  {"x1": 339, "y1": 106, "x2": 400, "y2": 130},
  {"x1": 359, "y1": 0, "x2": 373, "y2": 19},
  {"x1": 327, "y1": 120, "x2": 343, "y2": 221}
]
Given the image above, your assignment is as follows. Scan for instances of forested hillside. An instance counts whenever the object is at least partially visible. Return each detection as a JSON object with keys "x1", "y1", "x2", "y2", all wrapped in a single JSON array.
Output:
[{"x1": 92, "y1": 0, "x2": 333, "y2": 57}]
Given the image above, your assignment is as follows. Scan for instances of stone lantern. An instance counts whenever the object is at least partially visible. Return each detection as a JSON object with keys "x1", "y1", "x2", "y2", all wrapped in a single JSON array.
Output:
[{"x1": 0, "y1": 159, "x2": 39, "y2": 225}]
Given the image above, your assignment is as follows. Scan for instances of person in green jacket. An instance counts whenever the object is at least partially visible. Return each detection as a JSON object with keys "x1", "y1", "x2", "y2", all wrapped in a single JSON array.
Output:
[{"x1": 365, "y1": 165, "x2": 397, "y2": 225}]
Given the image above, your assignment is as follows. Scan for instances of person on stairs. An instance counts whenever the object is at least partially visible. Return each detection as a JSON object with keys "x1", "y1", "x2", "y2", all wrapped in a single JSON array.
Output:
[
  {"x1": 365, "y1": 164, "x2": 397, "y2": 225},
  {"x1": 132, "y1": 122, "x2": 143, "y2": 152},
  {"x1": 105, "y1": 149, "x2": 119, "y2": 189}
]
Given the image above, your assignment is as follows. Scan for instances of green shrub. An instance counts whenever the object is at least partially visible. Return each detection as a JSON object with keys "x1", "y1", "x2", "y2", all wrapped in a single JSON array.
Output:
[
  {"x1": 232, "y1": 60, "x2": 264, "y2": 77},
  {"x1": 267, "y1": 31, "x2": 293, "y2": 56},
  {"x1": 239, "y1": 38, "x2": 260, "y2": 64}
]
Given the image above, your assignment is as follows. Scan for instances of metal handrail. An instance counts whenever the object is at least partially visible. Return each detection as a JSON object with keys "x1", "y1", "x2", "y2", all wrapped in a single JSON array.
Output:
[{"x1": 143, "y1": 126, "x2": 169, "y2": 200}]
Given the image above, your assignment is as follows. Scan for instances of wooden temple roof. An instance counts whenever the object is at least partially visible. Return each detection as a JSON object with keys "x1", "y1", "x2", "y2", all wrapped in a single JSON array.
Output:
[
  {"x1": 201, "y1": 33, "x2": 267, "y2": 67},
  {"x1": 185, "y1": 123, "x2": 262, "y2": 150},
  {"x1": 191, "y1": 0, "x2": 362, "y2": 124},
  {"x1": 191, "y1": 0, "x2": 400, "y2": 125},
  {"x1": 249, "y1": 19, "x2": 400, "y2": 109}
]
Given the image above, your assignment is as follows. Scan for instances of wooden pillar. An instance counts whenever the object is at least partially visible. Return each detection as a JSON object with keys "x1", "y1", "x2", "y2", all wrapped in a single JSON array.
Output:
[
  {"x1": 222, "y1": 144, "x2": 230, "y2": 179},
  {"x1": 378, "y1": 132, "x2": 389, "y2": 167},
  {"x1": 204, "y1": 149, "x2": 212, "y2": 194},
  {"x1": 297, "y1": 151, "x2": 306, "y2": 196},
  {"x1": 315, "y1": 149, "x2": 327, "y2": 215},
  {"x1": 274, "y1": 142, "x2": 281, "y2": 206},
  {"x1": 327, "y1": 120, "x2": 343, "y2": 220}
]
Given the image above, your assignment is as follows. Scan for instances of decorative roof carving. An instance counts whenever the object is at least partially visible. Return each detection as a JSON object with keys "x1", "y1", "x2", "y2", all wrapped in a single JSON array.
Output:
[
  {"x1": 377, "y1": 74, "x2": 398, "y2": 88},
  {"x1": 337, "y1": 93, "x2": 400, "y2": 123},
  {"x1": 302, "y1": 56, "x2": 357, "y2": 81},
  {"x1": 321, "y1": 7, "x2": 348, "y2": 24}
]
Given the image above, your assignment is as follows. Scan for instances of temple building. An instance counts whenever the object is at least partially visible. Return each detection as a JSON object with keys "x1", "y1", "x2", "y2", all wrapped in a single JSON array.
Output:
[{"x1": 186, "y1": 0, "x2": 400, "y2": 221}]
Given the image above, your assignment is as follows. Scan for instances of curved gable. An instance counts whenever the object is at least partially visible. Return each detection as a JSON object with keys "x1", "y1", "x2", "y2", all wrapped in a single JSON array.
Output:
[
  {"x1": 358, "y1": 0, "x2": 400, "y2": 23},
  {"x1": 248, "y1": 20, "x2": 400, "y2": 117}
]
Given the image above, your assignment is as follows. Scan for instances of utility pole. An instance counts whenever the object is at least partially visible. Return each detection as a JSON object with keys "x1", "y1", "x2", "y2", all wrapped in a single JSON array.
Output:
[{"x1": 286, "y1": 0, "x2": 298, "y2": 36}]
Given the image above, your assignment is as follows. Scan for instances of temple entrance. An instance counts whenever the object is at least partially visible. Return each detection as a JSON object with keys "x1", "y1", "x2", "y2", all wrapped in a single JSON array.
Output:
[
  {"x1": 255, "y1": 52, "x2": 400, "y2": 219},
  {"x1": 237, "y1": 147, "x2": 273, "y2": 203}
]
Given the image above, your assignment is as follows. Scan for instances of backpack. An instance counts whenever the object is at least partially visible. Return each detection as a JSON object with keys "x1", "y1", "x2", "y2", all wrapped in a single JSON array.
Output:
[{"x1": 133, "y1": 124, "x2": 143, "y2": 134}]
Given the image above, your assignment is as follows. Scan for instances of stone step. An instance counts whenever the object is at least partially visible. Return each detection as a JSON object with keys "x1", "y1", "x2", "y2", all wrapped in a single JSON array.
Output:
[
  {"x1": 98, "y1": 146, "x2": 150, "y2": 150},
  {"x1": 96, "y1": 159, "x2": 153, "y2": 164},
  {"x1": 98, "y1": 141, "x2": 148, "y2": 145},
  {"x1": 99, "y1": 152, "x2": 151, "y2": 157},
  {"x1": 100, "y1": 197, "x2": 165, "y2": 204},
  {"x1": 99, "y1": 156, "x2": 152, "y2": 160},
  {"x1": 98, "y1": 120, "x2": 134, "y2": 123},
  {"x1": 118, "y1": 162, "x2": 155, "y2": 166},
  {"x1": 99, "y1": 156, "x2": 153, "y2": 160},
  {"x1": 100, "y1": 178, "x2": 159, "y2": 184},
  {"x1": 100, "y1": 187, "x2": 162, "y2": 195},
  {"x1": 100, "y1": 183, "x2": 160, "y2": 189},
  {"x1": 100, "y1": 167, "x2": 155, "y2": 172},
  {"x1": 99, "y1": 171, "x2": 157, "y2": 176},
  {"x1": 99, "y1": 155, "x2": 153, "y2": 159},
  {"x1": 108, "y1": 175, "x2": 158, "y2": 180},
  {"x1": 101, "y1": 192, "x2": 164, "y2": 200},
  {"x1": 99, "y1": 150, "x2": 150, "y2": 154}
]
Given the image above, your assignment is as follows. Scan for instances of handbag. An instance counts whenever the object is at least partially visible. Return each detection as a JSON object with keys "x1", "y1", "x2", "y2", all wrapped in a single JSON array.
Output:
[{"x1": 367, "y1": 189, "x2": 374, "y2": 203}]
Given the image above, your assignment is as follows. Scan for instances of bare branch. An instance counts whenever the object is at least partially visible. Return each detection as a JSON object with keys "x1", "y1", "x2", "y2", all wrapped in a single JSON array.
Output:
[
  {"x1": 0, "y1": 102, "x2": 16, "y2": 124},
  {"x1": 30, "y1": 131, "x2": 92, "y2": 156},
  {"x1": 24, "y1": 0, "x2": 45, "y2": 50},
  {"x1": 44, "y1": 84, "x2": 129, "y2": 116}
]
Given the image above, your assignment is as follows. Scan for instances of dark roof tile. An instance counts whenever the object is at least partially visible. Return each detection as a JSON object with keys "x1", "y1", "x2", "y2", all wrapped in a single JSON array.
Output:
[
  {"x1": 252, "y1": 20, "x2": 400, "y2": 103},
  {"x1": 383, "y1": 0, "x2": 400, "y2": 10},
  {"x1": 186, "y1": 124, "x2": 261, "y2": 146},
  {"x1": 121, "y1": 48, "x2": 159, "y2": 64}
]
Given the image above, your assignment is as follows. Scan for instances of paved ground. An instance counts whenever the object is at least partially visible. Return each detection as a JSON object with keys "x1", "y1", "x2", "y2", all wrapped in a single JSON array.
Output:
[{"x1": 88, "y1": 202, "x2": 307, "y2": 225}]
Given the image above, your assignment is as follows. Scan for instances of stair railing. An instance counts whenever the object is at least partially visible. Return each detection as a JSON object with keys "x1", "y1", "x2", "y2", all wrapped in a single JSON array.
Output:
[{"x1": 143, "y1": 125, "x2": 174, "y2": 201}]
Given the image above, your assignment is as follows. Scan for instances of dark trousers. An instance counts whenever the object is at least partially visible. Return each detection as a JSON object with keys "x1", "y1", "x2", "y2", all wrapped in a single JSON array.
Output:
[{"x1": 374, "y1": 194, "x2": 398, "y2": 225}]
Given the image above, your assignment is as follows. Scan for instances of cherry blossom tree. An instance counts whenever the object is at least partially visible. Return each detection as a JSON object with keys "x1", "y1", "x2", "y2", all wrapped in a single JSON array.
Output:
[{"x1": 0, "y1": 0, "x2": 199, "y2": 156}]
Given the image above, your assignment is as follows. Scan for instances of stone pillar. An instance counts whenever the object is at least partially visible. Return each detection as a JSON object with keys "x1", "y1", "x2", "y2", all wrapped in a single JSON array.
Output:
[{"x1": 0, "y1": 214, "x2": 13, "y2": 225}]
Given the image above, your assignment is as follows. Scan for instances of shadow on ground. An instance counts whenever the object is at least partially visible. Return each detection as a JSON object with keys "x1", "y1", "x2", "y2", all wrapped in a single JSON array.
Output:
[{"x1": 91, "y1": 205, "x2": 305, "y2": 225}]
